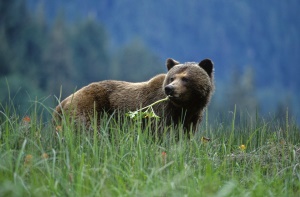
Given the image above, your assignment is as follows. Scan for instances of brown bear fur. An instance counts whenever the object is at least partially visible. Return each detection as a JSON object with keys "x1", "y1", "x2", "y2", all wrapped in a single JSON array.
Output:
[{"x1": 54, "y1": 58, "x2": 214, "y2": 135}]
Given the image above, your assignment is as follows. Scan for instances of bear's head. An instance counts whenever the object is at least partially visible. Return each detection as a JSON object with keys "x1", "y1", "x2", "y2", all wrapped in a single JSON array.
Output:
[{"x1": 163, "y1": 58, "x2": 214, "y2": 108}]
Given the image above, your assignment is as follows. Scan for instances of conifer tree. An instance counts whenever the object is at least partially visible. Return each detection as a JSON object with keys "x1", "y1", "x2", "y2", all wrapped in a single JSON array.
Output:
[{"x1": 42, "y1": 13, "x2": 74, "y2": 98}]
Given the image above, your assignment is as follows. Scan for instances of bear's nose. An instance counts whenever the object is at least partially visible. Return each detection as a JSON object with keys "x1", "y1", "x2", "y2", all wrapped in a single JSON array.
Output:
[{"x1": 164, "y1": 85, "x2": 174, "y2": 96}]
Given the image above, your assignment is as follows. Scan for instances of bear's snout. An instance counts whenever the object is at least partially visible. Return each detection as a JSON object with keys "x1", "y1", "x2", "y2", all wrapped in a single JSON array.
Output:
[{"x1": 164, "y1": 85, "x2": 174, "y2": 96}]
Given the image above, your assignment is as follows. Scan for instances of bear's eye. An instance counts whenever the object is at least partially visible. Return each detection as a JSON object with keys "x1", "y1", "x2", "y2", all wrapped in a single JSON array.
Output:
[
  {"x1": 170, "y1": 77, "x2": 175, "y2": 82},
  {"x1": 182, "y1": 77, "x2": 189, "y2": 82}
]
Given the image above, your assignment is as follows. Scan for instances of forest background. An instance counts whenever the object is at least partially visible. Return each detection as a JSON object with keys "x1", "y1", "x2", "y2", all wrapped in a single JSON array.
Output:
[{"x1": 0, "y1": 0, "x2": 299, "y2": 123}]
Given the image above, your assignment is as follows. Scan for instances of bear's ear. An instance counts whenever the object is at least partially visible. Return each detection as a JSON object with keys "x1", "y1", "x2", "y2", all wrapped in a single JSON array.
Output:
[
  {"x1": 199, "y1": 59, "x2": 213, "y2": 78},
  {"x1": 166, "y1": 58, "x2": 180, "y2": 70}
]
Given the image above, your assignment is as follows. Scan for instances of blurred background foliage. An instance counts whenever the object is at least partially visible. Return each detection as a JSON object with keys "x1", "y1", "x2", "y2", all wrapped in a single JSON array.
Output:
[{"x1": 0, "y1": 0, "x2": 299, "y2": 122}]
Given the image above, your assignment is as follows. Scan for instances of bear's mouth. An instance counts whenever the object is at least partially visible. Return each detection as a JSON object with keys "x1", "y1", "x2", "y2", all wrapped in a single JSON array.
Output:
[
  {"x1": 166, "y1": 94, "x2": 180, "y2": 100},
  {"x1": 167, "y1": 95, "x2": 182, "y2": 107},
  {"x1": 166, "y1": 94, "x2": 175, "y2": 98}
]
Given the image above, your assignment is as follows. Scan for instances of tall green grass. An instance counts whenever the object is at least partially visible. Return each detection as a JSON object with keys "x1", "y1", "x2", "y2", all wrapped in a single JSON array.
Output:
[{"x1": 0, "y1": 101, "x2": 299, "y2": 197}]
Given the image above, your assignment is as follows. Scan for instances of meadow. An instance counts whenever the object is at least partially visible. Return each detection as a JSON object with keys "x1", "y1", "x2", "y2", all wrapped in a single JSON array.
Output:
[{"x1": 0, "y1": 100, "x2": 299, "y2": 197}]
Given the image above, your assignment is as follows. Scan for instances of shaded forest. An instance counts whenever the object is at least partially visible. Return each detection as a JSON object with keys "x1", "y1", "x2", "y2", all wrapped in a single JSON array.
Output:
[{"x1": 1, "y1": 0, "x2": 299, "y2": 122}]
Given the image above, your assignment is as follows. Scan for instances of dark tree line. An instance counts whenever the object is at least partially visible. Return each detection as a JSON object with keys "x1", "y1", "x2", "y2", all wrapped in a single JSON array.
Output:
[{"x1": 0, "y1": 0, "x2": 162, "y2": 110}]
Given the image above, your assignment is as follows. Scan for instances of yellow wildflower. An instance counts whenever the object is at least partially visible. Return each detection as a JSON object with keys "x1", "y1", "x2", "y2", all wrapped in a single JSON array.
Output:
[
  {"x1": 56, "y1": 125, "x2": 62, "y2": 132},
  {"x1": 239, "y1": 144, "x2": 246, "y2": 151},
  {"x1": 41, "y1": 153, "x2": 49, "y2": 159},
  {"x1": 24, "y1": 154, "x2": 33, "y2": 165}
]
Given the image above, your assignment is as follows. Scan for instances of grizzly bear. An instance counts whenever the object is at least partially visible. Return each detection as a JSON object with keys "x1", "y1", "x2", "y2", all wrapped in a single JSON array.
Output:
[{"x1": 54, "y1": 58, "x2": 214, "y2": 136}]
